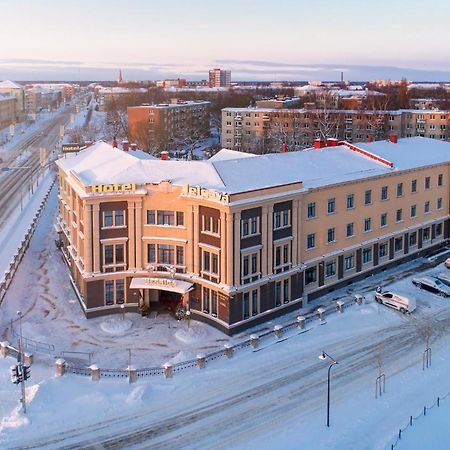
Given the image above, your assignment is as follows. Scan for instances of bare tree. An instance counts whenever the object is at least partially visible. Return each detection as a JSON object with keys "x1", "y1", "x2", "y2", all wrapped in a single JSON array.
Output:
[
  {"x1": 361, "y1": 94, "x2": 391, "y2": 141},
  {"x1": 308, "y1": 91, "x2": 344, "y2": 141}
]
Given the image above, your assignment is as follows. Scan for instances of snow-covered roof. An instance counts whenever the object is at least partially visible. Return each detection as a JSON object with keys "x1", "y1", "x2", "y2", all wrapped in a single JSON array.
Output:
[
  {"x1": 208, "y1": 149, "x2": 258, "y2": 162},
  {"x1": 131, "y1": 101, "x2": 210, "y2": 109},
  {"x1": 57, "y1": 138, "x2": 450, "y2": 196},
  {"x1": 0, "y1": 80, "x2": 23, "y2": 89},
  {"x1": 0, "y1": 94, "x2": 15, "y2": 102}
]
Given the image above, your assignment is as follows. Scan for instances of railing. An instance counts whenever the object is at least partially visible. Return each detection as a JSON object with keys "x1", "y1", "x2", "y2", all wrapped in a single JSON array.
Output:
[
  {"x1": 0, "y1": 176, "x2": 57, "y2": 305},
  {"x1": 390, "y1": 393, "x2": 450, "y2": 449}
]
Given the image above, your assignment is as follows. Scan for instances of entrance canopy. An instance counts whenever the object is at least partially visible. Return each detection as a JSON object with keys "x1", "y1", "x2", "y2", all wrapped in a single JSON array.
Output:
[{"x1": 130, "y1": 277, "x2": 194, "y2": 294}]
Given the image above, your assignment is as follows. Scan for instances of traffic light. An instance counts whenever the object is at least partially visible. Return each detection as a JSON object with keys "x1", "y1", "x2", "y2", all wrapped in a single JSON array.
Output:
[
  {"x1": 10, "y1": 365, "x2": 19, "y2": 385},
  {"x1": 23, "y1": 365, "x2": 31, "y2": 381}
]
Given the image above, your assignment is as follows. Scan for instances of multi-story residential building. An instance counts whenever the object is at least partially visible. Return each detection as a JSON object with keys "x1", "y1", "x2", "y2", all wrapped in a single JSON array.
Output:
[
  {"x1": 0, "y1": 95, "x2": 18, "y2": 130},
  {"x1": 0, "y1": 80, "x2": 25, "y2": 118},
  {"x1": 55, "y1": 137, "x2": 450, "y2": 334},
  {"x1": 255, "y1": 97, "x2": 301, "y2": 109},
  {"x1": 155, "y1": 79, "x2": 187, "y2": 88},
  {"x1": 128, "y1": 100, "x2": 211, "y2": 152},
  {"x1": 96, "y1": 86, "x2": 148, "y2": 111},
  {"x1": 222, "y1": 107, "x2": 450, "y2": 153},
  {"x1": 208, "y1": 68, "x2": 231, "y2": 88},
  {"x1": 25, "y1": 87, "x2": 63, "y2": 114}
]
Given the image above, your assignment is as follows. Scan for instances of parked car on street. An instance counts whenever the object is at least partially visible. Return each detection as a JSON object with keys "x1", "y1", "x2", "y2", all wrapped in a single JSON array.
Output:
[
  {"x1": 444, "y1": 257, "x2": 450, "y2": 269},
  {"x1": 374, "y1": 290, "x2": 416, "y2": 313},
  {"x1": 433, "y1": 272, "x2": 450, "y2": 287},
  {"x1": 412, "y1": 277, "x2": 450, "y2": 297}
]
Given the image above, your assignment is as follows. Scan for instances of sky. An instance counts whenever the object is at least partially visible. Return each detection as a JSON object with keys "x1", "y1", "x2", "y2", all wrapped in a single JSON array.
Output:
[{"x1": 1, "y1": 0, "x2": 450, "y2": 81}]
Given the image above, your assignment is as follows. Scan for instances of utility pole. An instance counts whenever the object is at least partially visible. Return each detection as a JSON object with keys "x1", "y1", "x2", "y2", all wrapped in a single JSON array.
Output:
[{"x1": 16, "y1": 310, "x2": 29, "y2": 413}]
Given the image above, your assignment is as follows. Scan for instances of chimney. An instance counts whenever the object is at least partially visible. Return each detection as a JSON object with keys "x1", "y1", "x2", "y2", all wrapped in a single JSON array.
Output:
[
  {"x1": 122, "y1": 140, "x2": 129, "y2": 152},
  {"x1": 130, "y1": 143, "x2": 137, "y2": 151},
  {"x1": 388, "y1": 134, "x2": 398, "y2": 144},
  {"x1": 282, "y1": 143, "x2": 288, "y2": 153},
  {"x1": 367, "y1": 134, "x2": 373, "y2": 143},
  {"x1": 112, "y1": 137, "x2": 118, "y2": 148},
  {"x1": 161, "y1": 151, "x2": 169, "y2": 160},
  {"x1": 326, "y1": 138, "x2": 338, "y2": 147},
  {"x1": 314, "y1": 138, "x2": 325, "y2": 149}
]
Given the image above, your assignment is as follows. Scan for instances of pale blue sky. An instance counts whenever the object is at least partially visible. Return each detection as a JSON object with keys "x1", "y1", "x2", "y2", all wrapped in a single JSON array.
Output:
[{"x1": 1, "y1": 0, "x2": 450, "y2": 80}]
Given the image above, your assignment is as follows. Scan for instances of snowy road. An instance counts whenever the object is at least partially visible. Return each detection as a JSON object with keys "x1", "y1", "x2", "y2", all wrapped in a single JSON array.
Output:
[{"x1": 4, "y1": 293, "x2": 450, "y2": 450}]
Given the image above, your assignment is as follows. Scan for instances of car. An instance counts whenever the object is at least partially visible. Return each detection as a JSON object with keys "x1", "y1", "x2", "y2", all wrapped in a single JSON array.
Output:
[
  {"x1": 445, "y1": 258, "x2": 450, "y2": 269},
  {"x1": 433, "y1": 272, "x2": 450, "y2": 287},
  {"x1": 412, "y1": 276, "x2": 450, "y2": 297},
  {"x1": 374, "y1": 290, "x2": 416, "y2": 313}
]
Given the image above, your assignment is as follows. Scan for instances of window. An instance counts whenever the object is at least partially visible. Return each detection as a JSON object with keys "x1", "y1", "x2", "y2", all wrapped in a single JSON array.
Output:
[
  {"x1": 380, "y1": 213, "x2": 387, "y2": 228},
  {"x1": 362, "y1": 247, "x2": 372, "y2": 264},
  {"x1": 396, "y1": 209, "x2": 402, "y2": 222},
  {"x1": 325, "y1": 260, "x2": 336, "y2": 278},
  {"x1": 158, "y1": 244, "x2": 174, "y2": 265},
  {"x1": 327, "y1": 228, "x2": 335, "y2": 243},
  {"x1": 274, "y1": 209, "x2": 290, "y2": 229},
  {"x1": 346, "y1": 222, "x2": 354, "y2": 237},
  {"x1": 275, "y1": 281, "x2": 282, "y2": 306},
  {"x1": 103, "y1": 210, "x2": 125, "y2": 228},
  {"x1": 397, "y1": 183, "x2": 403, "y2": 197},
  {"x1": 344, "y1": 254, "x2": 354, "y2": 271},
  {"x1": 307, "y1": 202, "x2": 316, "y2": 219},
  {"x1": 379, "y1": 243, "x2": 388, "y2": 258},
  {"x1": 437, "y1": 197, "x2": 443, "y2": 210},
  {"x1": 438, "y1": 174, "x2": 443, "y2": 186},
  {"x1": 327, "y1": 198, "x2": 335, "y2": 214},
  {"x1": 274, "y1": 243, "x2": 290, "y2": 273},
  {"x1": 202, "y1": 287, "x2": 211, "y2": 313},
  {"x1": 242, "y1": 216, "x2": 259, "y2": 237},
  {"x1": 103, "y1": 243, "x2": 125, "y2": 269},
  {"x1": 243, "y1": 292, "x2": 250, "y2": 319},
  {"x1": 307, "y1": 233, "x2": 316, "y2": 249},
  {"x1": 346, "y1": 194, "x2": 354, "y2": 209},
  {"x1": 202, "y1": 215, "x2": 220, "y2": 235},
  {"x1": 436, "y1": 223, "x2": 443, "y2": 236},
  {"x1": 424, "y1": 201, "x2": 430, "y2": 214},
  {"x1": 283, "y1": 279, "x2": 290, "y2": 304},
  {"x1": 423, "y1": 227, "x2": 430, "y2": 242},
  {"x1": 425, "y1": 177, "x2": 431, "y2": 190},
  {"x1": 409, "y1": 232, "x2": 417, "y2": 247},
  {"x1": 147, "y1": 243, "x2": 183, "y2": 266},
  {"x1": 251, "y1": 289, "x2": 258, "y2": 316},
  {"x1": 176, "y1": 212, "x2": 184, "y2": 226},
  {"x1": 242, "y1": 252, "x2": 259, "y2": 283},
  {"x1": 364, "y1": 190, "x2": 372, "y2": 205},
  {"x1": 147, "y1": 210, "x2": 156, "y2": 224},
  {"x1": 411, "y1": 179, "x2": 417, "y2": 193},
  {"x1": 176, "y1": 246, "x2": 184, "y2": 265},
  {"x1": 305, "y1": 267, "x2": 317, "y2": 284},
  {"x1": 364, "y1": 218, "x2": 372, "y2": 232},
  {"x1": 104, "y1": 279, "x2": 124, "y2": 306},
  {"x1": 408, "y1": 204, "x2": 416, "y2": 218},
  {"x1": 157, "y1": 210, "x2": 175, "y2": 226},
  {"x1": 394, "y1": 237, "x2": 403, "y2": 252},
  {"x1": 381, "y1": 186, "x2": 388, "y2": 200}
]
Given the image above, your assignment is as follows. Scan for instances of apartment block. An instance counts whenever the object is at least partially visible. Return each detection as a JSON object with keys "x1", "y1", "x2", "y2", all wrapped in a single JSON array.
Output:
[
  {"x1": 128, "y1": 100, "x2": 211, "y2": 152},
  {"x1": 209, "y1": 68, "x2": 231, "y2": 88},
  {"x1": 222, "y1": 107, "x2": 450, "y2": 153},
  {"x1": 0, "y1": 95, "x2": 18, "y2": 130}
]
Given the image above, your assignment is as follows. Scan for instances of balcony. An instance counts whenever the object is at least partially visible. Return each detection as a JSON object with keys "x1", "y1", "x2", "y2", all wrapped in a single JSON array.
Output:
[
  {"x1": 235, "y1": 115, "x2": 243, "y2": 121},
  {"x1": 262, "y1": 115, "x2": 270, "y2": 121}
]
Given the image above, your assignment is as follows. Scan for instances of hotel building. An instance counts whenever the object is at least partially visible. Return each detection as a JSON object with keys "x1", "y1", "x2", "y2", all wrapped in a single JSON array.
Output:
[{"x1": 55, "y1": 137, "x2": 450, "y2": 334}]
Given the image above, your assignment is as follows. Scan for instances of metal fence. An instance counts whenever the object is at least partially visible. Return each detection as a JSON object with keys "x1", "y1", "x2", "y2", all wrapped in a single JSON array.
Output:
[
  {"x1": 390, "y1": 392, "x2": 450, "y2": 449},
  {"x1": 0, "y1": 177, "x2": 57, "y2": 305},
  {"x1": 56, "y1": 294, "x2": 361, "y2": 380}
]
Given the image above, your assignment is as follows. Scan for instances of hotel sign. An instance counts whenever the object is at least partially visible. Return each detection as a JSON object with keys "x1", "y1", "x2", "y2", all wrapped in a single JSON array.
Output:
[
  {"x1": 142, "y1": 278, "x2": 177, "y2": 288},
  {"x1": 182, "y1": 185, "x2": 229, "y2": 204},
  {"x1": 62, "y1": 143, "x2": 83, "y2": 153},
  {"x1": 91, "y1": 183, "x2": 136, "y2": 194}
]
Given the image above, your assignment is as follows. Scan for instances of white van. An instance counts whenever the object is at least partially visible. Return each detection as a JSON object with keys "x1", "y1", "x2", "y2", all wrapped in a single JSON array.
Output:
[{"x1": 375, "y1": 290, "x2": 416, "y2": 314}]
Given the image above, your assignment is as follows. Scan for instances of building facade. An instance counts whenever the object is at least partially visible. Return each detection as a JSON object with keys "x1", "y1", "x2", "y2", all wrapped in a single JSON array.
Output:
[
  {"x1": 56, "y1": 138, "x2": 450, "y2": 334},
  {"x1": 209, "y1": 68, "x2": 231, "y2": 88},
  {"x1": 222, "y1": 107, "x2": 450, "y2": 153},
  {"x1": 0, "y1": 95, "x2": 17, "y2": 130},
  {"x1": 0, "y1": 80, "x2": 25, "y2": 117},
  {"x1": 128, "y1": 100, "x2": 211, "y2": 152}
]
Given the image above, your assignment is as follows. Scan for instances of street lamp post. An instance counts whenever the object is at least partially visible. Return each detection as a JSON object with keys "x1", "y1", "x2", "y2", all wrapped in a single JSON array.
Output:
[
  {"x1": 120, "y1": 304, "x2": 125, "y2": 321},
  {"x1": 17, "y1": 310, "x2": 27, "y2": 413},
  {"x1": 318, "y1": 351, "x2": 338, "y2": 427}
]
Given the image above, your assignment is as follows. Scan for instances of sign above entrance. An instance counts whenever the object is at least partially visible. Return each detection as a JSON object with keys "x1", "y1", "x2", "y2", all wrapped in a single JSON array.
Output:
[
  {"x1": 130, "y1": 277, "x2": 194, "y2": 294},
  {"x1": 182, "y1": 185, "x2": 229, "y2": 204}
]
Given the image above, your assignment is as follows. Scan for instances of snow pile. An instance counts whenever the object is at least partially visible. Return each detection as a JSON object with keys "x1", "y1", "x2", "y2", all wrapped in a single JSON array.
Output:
[
  {"x1": 174, "y1": 326, "x2": 209, "y2": 344},
  {"x1": 100, "y1": 317, "x2": 133, "y2": 336}
]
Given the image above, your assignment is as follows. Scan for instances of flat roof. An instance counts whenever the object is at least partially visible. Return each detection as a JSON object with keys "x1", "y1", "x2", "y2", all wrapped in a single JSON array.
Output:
[{"x1": 56, "y1": 138, "x2": 450, "y2": 196}]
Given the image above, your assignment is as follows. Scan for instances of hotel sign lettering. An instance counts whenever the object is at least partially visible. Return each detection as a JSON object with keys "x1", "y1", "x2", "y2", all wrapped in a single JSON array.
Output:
[
  {"x1": 142, "y1": 278, "x2": 177, "y2": 288},
  {"x1": 91, "y1": 183, "x2": 136, "y2": 194},
  {"x1": 182, "y1": 185, "x2": 229, "y2": 204}
]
